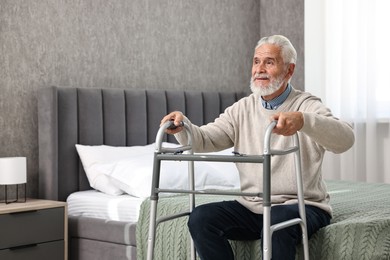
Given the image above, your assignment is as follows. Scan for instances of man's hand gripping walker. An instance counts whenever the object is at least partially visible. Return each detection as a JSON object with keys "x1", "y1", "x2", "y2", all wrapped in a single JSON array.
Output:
[{"x1": 147, "y1": 121, "x2": 309, "y2": 260}]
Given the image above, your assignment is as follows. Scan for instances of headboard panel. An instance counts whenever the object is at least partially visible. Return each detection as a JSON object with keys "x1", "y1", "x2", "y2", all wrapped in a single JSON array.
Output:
[{"x1": 38, "y1": 86, "x2": 247, "y2": 201}]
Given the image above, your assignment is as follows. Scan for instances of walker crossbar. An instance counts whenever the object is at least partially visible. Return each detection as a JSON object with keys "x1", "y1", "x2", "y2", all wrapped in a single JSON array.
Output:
[
  {"x1": 156, "y1": 188, "x2": 262, "y2": 197},
  {"x1": 146, "y1": 120, "x2": 309, "y2": 260}
]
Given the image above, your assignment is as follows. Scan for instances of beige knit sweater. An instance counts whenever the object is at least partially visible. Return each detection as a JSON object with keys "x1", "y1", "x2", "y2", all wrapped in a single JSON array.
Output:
[{"x1": 175, "y1": 88, "x2": 355, "y2": 215}]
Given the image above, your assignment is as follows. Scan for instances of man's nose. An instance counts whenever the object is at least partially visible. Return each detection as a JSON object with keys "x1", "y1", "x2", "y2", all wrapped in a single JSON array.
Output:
[{"x1": 254, "y1": 63, "x2": 266, "y2": 73}]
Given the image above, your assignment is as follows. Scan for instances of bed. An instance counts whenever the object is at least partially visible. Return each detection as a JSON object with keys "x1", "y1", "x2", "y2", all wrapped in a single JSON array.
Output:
[{"x1": 38, "y1": 86, "x2": 390, "y2": 260}]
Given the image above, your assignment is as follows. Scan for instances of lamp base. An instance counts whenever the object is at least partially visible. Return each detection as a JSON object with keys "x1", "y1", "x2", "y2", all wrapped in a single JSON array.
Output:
[{"x1": 1, "y1": 184, "x2": 27, "y2": 204}]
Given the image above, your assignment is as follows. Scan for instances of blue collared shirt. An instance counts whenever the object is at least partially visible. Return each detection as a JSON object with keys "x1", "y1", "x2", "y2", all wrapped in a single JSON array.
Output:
[{"x1": 261, "y1": 84, "x2": 292, "y2": 110}]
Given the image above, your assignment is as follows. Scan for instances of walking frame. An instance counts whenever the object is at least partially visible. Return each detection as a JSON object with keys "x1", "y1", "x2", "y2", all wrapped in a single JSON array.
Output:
[{"x1": 147, "y1": 120, "x2": 309, "y2": 260}]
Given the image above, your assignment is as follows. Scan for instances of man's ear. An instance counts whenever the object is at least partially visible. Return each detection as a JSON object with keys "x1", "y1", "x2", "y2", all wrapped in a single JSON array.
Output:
[{"x1": 285, "y1": 63, "x2": 295, "y2": 79}]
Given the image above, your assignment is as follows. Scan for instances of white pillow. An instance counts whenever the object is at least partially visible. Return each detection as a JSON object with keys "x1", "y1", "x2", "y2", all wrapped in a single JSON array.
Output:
[
  {"x1": 102, "y1": 147, "x2": 240, "y2": 198},
  {"x1": 76, "y1": 143, "x2": 240, "y2": 198},
  {"x1": 75, "y1": 143, "x2": 184, "y2": 195},
  {"x1": 75, "y1": 144, "x2": 165, "y2": 195}
]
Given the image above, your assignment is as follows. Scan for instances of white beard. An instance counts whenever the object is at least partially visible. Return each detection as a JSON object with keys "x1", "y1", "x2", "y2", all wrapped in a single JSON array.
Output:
[{"x1": 250, "y1": 73, "x2": 285, "y2": 97}]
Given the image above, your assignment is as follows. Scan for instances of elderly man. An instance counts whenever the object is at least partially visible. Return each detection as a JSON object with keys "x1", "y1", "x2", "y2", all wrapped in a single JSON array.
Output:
[{"x1": 161, "y1": 35, "x2": 354, "y2": 260}]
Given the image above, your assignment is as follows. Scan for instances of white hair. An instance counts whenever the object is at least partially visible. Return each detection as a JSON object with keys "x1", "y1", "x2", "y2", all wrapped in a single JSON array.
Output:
[{"x1": 255, "y1": 35, "x2": 297, "y2": 65}]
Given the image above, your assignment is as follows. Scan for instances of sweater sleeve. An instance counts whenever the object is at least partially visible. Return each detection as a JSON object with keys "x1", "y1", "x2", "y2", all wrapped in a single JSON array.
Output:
[
  {"x1": 174, "y1": 114, "x2": 235, "y2": 153},
  {"x1": 299, "y1": 99, "x2": 355, "y2": 154}
]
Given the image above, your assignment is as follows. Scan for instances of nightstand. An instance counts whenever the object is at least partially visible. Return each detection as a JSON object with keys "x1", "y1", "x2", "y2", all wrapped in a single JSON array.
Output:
[{"x1": 0, "y1": 199, "x2": 67, "y2": 260}]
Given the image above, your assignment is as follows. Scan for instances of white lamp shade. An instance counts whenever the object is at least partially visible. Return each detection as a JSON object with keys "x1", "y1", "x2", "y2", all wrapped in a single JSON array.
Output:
[{"x1": 0, "y1": 157, "x2": 27, "y2": 185}]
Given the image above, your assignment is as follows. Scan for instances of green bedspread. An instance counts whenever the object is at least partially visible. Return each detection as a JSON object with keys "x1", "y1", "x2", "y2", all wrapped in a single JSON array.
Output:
[{"x1": 136, "y1": 180, "x2": 390, "y2": 260}]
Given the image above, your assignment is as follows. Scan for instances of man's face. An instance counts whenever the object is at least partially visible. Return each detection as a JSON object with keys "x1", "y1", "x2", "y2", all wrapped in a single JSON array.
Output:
[{"x1": 250, "y1": 44, "x2": 291, "y2": 100}]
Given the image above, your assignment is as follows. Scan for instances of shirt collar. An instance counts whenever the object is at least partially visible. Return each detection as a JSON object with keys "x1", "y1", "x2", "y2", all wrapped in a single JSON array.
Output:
[{"x1": 261, "y1": 83, "x2": 292, "y2": 110}]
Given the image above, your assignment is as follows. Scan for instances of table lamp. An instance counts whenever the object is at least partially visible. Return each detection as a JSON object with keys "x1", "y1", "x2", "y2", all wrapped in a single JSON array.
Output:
[{"x1": 0, "y1": 157, "x2": 27, "y2": 204}]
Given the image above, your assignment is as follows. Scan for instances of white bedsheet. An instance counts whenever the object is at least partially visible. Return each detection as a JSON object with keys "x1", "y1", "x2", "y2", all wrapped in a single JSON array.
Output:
[{"x1": 67, "y1": 190, "x2": 144, "y2": 222}]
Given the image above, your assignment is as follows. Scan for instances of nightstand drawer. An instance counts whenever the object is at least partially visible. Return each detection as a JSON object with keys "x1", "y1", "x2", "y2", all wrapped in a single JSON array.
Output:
[
  {"x1": 0, "y1": 207, "x2": 64, "y2": 249},
  {"x1": 0, "y1": 240, "x2": 64, "y2": 260}
]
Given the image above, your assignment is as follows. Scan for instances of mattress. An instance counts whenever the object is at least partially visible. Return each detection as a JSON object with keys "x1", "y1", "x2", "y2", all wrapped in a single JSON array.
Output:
[{"x1": 67, "y1": 190, "x2": 144, "y2": 222}]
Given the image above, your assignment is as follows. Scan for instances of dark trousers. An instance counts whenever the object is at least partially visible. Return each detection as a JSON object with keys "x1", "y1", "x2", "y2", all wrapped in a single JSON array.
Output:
[{"x1": 187, "y1": 200, "x2": 331, "y2": 260}]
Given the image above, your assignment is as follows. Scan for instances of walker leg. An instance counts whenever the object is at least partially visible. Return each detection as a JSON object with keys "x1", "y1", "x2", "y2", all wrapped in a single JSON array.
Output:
[
  {"x1": 300, "y1": 221, "x2": 310, "y2": 259},
  {"x1": 188, "y1": 160, "x2": 196, "y2": 260},
  {"x1": 294, "y1": 134, "x2": 309, "y2": 260},
  {"x1": 147, "y1": 199, "x2": 158, "y2": 260},
  {"x1": 147, "y1": 154, "x2": 161, "y2": 260},
  {"x1": 263, "y1": 206, "x2": 272, "y2": 260}
]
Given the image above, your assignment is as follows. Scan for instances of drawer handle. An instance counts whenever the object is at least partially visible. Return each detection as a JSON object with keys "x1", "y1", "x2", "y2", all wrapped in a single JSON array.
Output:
[{"x1": 9, "y1": 243, "x2": 38, "y2": 250}]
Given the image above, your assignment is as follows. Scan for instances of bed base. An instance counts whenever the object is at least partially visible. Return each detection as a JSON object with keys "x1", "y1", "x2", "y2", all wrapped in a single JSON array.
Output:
[{"x1": 147, "y1": 121, "x2": 309, "y2": 260}]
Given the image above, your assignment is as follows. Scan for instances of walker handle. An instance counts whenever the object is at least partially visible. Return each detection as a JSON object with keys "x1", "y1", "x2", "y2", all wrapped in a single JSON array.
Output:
[
  {"x1": 167, "y1": 120, "x2": 184, "y2": 130},
  {"x1": 155, "y1": 120, "x2": 192, "y2": 153}
]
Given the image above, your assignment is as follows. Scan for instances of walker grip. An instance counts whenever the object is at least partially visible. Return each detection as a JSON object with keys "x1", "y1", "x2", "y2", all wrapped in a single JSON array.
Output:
[{"x1": 167, "y1": 120, "x2": 184, "y2": 130}]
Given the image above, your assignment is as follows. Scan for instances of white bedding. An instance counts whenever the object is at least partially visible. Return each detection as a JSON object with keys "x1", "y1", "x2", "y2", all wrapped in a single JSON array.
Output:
[
  {"x1": 69, "y1": 144, "x2": 241, "y2": 222},
  {"x1": 75, "y1": 143, "x2": 241, "y2": 197},
  {"x1": 67, "y1": 190, "x2": 144, "y2": 222}
]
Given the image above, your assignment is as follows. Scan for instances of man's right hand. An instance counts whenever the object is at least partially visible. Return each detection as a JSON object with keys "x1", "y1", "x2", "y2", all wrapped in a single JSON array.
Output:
[{"x1": 160, "y1": 111, "x2": 185, "y2": 134}]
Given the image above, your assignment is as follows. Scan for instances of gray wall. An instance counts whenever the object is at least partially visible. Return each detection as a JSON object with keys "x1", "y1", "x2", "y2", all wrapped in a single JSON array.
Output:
[
  {"x1": 0, "y1": 0, "x2": 303, "y2": 199},
  {"x1": 260, "y1": 0, "x2": 305, "y2": 89}
]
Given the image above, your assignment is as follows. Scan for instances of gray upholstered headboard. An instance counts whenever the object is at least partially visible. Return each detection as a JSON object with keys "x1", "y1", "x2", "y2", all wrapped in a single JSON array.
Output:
[{"x1": 38, "y1": 86, "x2": 247, "y2": 201}]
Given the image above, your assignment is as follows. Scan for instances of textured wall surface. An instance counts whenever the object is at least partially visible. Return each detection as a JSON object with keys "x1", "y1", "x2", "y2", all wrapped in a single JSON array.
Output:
[
  {"x1": 0, "y1": 0, "x2": 303, "y2": 199},
  {"x1": 260, "y1": 0, "x2": 305, "y2": 89}
]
